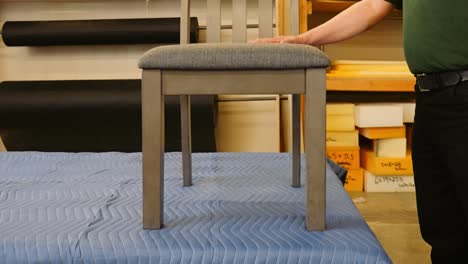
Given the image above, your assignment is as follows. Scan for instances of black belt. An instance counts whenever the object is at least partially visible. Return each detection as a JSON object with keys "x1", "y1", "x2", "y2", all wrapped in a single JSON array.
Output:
[{"x1": 416, "y1": 69, "x2": 468, "y2": 92}]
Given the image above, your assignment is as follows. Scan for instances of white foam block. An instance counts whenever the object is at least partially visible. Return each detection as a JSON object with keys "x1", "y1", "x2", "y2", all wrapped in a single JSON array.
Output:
[
  {"x1": 364, "y1": 171, "x2": 415, "y2": 192},
  {"x1": 355, "y1": 103, "x2": 404, "y2": 128},
  {"x1": 401, "y1": 103, "x2": 416, "y2": 123},
  {"x1": 375, "y1": 138, "x2": 407, "y2": 158}
]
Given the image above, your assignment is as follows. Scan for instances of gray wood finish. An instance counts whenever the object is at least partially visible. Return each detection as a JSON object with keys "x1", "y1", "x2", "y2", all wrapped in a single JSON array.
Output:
[
  {"x1": 180, "y1": 0, "x2": 191, "y2": 44},
  {"x1": 305, "y1": 68, "x2": 326, "y2": 231},
  {"x1": 142, "y1": 70, "x2": 164, "y2": 230},
  {"x1": 206, "y1": 0, "x2": 221, "y2": 43},
  {"x1": 292, "y1": 93, "x2": 301, "y2": 188},
  {"x1": 142, "y1": 67, "x2": 327, "y2": 231},
  {"x1": 180, "y1": 95, "x2": 192, "y2": 187},
  {"x1": 180, "y1": 0, "x2": 192, "y2": 189},
  {"x1": 142, "y1": 0, "x2": 327, "y2": 232},
  {"x1": 258, "y1": 0, "x2": 274, "y2": 38},
  {"x1": 232, "y1": 0, "x2": 247, "y2": 43},
  {"x1": 162, "y1": 70, "x2": 305, "y2": 95}
]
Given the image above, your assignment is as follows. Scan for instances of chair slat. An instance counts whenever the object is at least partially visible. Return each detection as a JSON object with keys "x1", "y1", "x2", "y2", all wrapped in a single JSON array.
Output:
[
  {"x1": 206, "y1": 0, "x2": 221, "y2": 43},
  {"x1": 258, "y1": 0, "x2": 273, "y2": 38},
  {"x1": 180, "y1": 0, "x2": 191, "y2": 44},
  {"x1": 289, "y1": 0, "x2": 300, "y2": 35},
  {"x1": 232, "y1": 0, "x2": 247, "y2": 43}
]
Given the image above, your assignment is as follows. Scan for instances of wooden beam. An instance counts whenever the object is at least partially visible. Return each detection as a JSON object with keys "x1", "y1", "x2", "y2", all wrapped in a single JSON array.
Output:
[
  {"x1": 277, "y1": 0, "x2": 285, "y2": 36},
  {"x1": 300, "y1": 0, "x2": 308, "y2": 33}
]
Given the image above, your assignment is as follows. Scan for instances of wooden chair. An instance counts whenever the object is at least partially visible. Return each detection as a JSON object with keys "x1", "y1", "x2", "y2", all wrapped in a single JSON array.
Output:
[{"x1": 138, "y1": 0, "x2": 330, "y2": 231}]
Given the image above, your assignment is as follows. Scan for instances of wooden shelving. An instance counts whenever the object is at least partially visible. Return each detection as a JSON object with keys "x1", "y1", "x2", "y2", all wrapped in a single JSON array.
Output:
[
  {"x1": 311, "y1": 0, "x2": 402, "y2": 17},
  {"x1": 327, "y1": 61, "x2": 415, "y2": 92},
  {"x1": 313, "y1": 0, "x2": 357, "y2": 13}
]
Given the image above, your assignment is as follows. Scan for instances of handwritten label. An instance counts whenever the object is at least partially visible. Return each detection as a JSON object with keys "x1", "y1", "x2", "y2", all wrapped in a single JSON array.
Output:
[
  {"x1": 366, "y1": 173, "x2": 415, "y2": 192},
  {"x1": 374, "y1": 176, "x2": 405, "y2": 184},
  {"x1": 344, "y1": 169, "x2": 364, "y2": 192},
  {"x1": 326, "y1": 149, "x2": 360, "y2": 169},
  {"x1": 373, "y1": 176, "x2": 415, "y2": 189},
  {"x1": 327, "y1": 152, "x2": 355, "y2": 161},
  {"x1": 399, "y1": 183, "x2": 415, "y2": 188},
  {"x1": 379, "y1": 161, "x2": 407, "y2": 171},
  {"x1": 345, "y1": 176, "x2": 357, "y2": 185}
]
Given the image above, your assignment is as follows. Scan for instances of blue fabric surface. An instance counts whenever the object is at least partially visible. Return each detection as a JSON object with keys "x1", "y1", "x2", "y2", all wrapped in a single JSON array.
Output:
[{"x1": 0, "y1": 152, "x2": 391, "y2": 263}]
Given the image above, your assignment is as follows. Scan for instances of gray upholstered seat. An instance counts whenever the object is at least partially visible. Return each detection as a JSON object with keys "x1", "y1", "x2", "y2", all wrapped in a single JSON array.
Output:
[{"x1": 138, "y1": 43, "x2": 330, "y2": 70}]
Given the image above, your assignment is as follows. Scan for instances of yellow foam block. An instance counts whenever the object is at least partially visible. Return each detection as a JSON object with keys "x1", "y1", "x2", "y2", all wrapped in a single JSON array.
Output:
[
  {"x1": 326, "y1": 130, "x2": 359, "y2": 147},
  {"x1": 345, "y1": 168, "x2": 364, "y2": 192},
  {"x1": 330, "y1": 60, "x2": 411, "y2": 72},
  {"x1": 359, "y1": 126, "x2": 406, "y2": 139},
  {"x1": 327, "y1": 115, "x2": 355, "y2": 131},
  {"x1": 326, "y1": 146, "x2": 360, "y2": 169},
  {"x1": 326, "y1": 103, "x2": 355, "y2": 115},
  {"x1": 360, "y1": 149, "x2": 413, "y2": 176}
]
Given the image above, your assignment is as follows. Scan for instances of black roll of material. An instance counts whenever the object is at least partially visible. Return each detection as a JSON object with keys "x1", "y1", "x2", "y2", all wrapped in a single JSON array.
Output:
[
  {"x1": 2, "y1": 17, "x2": 199, "y2": 46},
  {"x1": 0, "y1": 80, "x2": 216, "y2": 152}
]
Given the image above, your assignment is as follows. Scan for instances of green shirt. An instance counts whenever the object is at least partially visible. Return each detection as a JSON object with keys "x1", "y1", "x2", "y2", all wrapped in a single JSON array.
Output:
[{"x1": 385, "y1": 0, "x2": 468, "y2": 74}]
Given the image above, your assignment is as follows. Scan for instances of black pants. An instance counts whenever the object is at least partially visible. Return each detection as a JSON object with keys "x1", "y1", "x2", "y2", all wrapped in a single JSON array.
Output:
[{"x1": 413, "y1": 80, "x2": 468, "y2": 263}]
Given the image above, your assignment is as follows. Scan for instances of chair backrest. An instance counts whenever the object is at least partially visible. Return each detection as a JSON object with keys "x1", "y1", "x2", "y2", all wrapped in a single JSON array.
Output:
[{"x1": 180, "y1": 0, "x2": 300, "y2": 44}]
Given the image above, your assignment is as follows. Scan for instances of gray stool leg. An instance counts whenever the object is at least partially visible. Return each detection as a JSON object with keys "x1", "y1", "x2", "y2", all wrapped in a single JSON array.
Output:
[
  {"x1": 142, "y1": 70, "x2": 164, "y2": 230},
  {"x1": 180, "y1": 95, "x2": 192, "y2": 187},
  {"x1": 305, "y1": 69, "x2": 326, "y2": 231},
  {"x1": 292, "y1": 94, "x2": 301, "y2": 188}
]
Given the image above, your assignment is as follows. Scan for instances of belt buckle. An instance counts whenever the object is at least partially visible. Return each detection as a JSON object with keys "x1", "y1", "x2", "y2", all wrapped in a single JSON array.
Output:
[{"x1": 416, "y1": 73, "x2": 431, "y2": 92}]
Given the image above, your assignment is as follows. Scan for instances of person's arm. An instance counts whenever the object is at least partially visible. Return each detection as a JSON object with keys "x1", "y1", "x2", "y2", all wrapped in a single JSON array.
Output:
[{"x1": 254, "y1": 0, "x2": 394, "y2": 45}]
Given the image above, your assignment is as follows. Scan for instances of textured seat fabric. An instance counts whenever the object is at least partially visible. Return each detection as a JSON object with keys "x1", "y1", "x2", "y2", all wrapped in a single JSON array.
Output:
[{"x1": 138, "y1": 43, "x2": 330, "y2": 70}]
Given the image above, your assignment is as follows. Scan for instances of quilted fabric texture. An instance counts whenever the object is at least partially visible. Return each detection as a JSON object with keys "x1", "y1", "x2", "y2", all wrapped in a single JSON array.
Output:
[
  {"x1": 138, "y1": 43, "x2": 330, "y2": 70},
  {"x1": 0, "y1": 152, "x2": 390, "y2": 263}
]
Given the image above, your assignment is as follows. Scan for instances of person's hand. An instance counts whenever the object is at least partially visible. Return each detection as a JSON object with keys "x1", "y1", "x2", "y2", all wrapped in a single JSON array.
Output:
[
  {"x1": 251, "y1": 36, "x2": 291, "y2": 44},
  {"x1": 251, "y1": 34, "x2": 309, "y2": 45}
]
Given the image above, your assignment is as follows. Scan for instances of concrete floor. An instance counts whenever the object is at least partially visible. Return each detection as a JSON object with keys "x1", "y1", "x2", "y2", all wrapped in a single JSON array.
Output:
[{"x1": 349, "y1": 192, "x2": 431, "y2": 264}]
